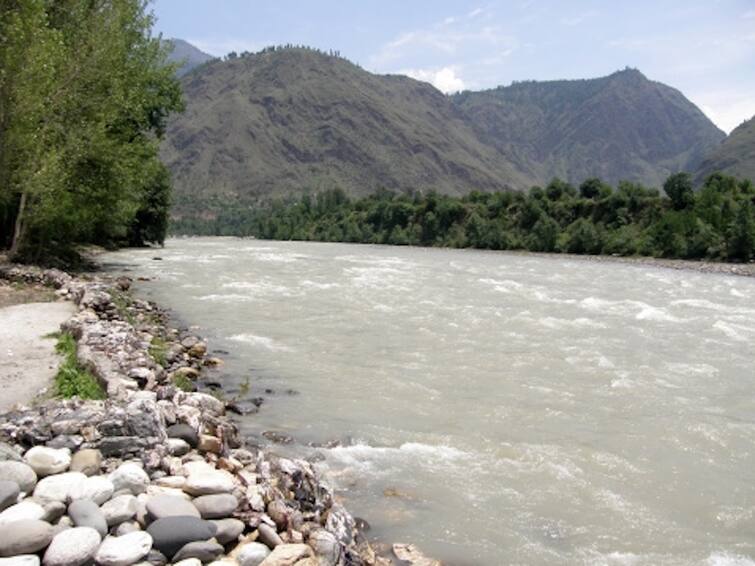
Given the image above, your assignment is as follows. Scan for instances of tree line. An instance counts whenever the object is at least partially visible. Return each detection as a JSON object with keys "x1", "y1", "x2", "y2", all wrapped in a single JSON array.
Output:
[
  {"x1": 0, "y1": 0, "x2": 182, "y2": 265},
  {"x1": 172, "y1": 172, "x2": 755, "y2": 262}
]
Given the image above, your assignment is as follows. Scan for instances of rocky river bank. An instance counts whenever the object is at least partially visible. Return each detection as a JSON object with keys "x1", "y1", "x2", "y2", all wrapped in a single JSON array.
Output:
[{"x1": 0, "y1": 265, "x2": 437, "y2": 566}]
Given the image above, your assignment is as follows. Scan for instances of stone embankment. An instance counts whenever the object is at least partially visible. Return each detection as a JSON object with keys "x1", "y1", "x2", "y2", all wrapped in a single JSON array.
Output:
[{"x1": 0, "y1": 265, "x2": 417, "y2": 566}]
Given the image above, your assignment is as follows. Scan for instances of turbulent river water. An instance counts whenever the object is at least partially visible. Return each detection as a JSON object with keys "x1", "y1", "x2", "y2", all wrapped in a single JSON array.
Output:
[{"x1": 104, "y1": 238, "x2": 755, "y2": 566}]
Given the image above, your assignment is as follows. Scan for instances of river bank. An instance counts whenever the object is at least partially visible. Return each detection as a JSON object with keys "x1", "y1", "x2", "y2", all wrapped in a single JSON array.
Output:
[{"x1": 0, "y1": 264, "x2": 434, "y2": 566}]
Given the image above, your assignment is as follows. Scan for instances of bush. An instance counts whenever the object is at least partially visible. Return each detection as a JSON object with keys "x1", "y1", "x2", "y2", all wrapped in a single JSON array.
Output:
[{"x1": 54, "y1": 333, "x2": 105, "y2": 400}]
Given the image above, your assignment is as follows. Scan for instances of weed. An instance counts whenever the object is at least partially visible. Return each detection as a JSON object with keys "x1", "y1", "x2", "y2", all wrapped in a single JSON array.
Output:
[{"x1": 54, "y1": 333, "x2": 105, "y2": 400}]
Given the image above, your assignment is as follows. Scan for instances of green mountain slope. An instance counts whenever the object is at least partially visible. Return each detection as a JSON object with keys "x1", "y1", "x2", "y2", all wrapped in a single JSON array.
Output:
[
  {"x1": 161, "y1": 48, "x2": 531, "y2": 214},
  {"x1": 694, "y1": 116, "x2": 755, "y2": 183},
  {"x1": 453, "y1": 69, "x2": 726, "y2": 188},
  {"x1": 164, "y1": 38, "x2": 214, "y2": 77}
]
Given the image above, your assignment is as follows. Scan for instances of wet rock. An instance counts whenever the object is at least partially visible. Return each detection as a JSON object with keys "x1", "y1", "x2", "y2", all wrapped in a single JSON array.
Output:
[
  {"x1": 0, "y1": 501, "x2": 46, "y2": 525},
  {"x1": 145, "y1": 495, "x2": 200, "y2": 521},
  {"x1": 33, "y1": 472, "x2": 87, "y2": 503},
  {"x1": 210, "y1": 518, "x2": 244, "y2": 545},
  {"x1": 68, "y1": 499, "x2": 108, "y2": 537},
  {"x1": 109, "y1": 462, "x2": 150, "y2": 495},
  {"x1": 257, "y1": 523, "x2": 282, "y2": 550},
  {"x1": 42, "y1": 526, "x2": 101, "y2": 566},
  {"x1": 146, "y1": 516, "x2": 217, "y2": 559},
  {"x1": 192, "y1": 493, "x2": 237, "y2": 519},
  {"x1": 187, "y1": 342, "x2": 207, "y2": 358},
  {"x1": 257, "y1": 543, "x2": 312, "y2": 566},
  {"x1": 235, "y1": 542, "x2": 271, "y2": 566},
  {"x1": 308, "y1": 530, "x2": 340, "y2": 566},
  {"x1": 261, "y1": 431, "x2": 293, "y2": 445},
  {"x1": 172, "y1": 541, "x2": 224, "y2": 563},
  {"x1": 0, "y1": 519, "x2": 54, "y2": 556},
  {"x1": 0, "y1": 462, "x2": 37, "y2": 493},
  {"x1": 95, "y1": 531, "x2": 153, "y2": 566},
  {"x1": 68, "y1": 475, "x2": 114, "y2": 504},
  {"x1": 69, "y1": 449, "x2": 102, "y2": 476},
  {"x1": 0, "y1": 481, "x2": 19, "y2": 512},
  {"x1": 183, "y1": 470, "x2": 235, "y2": 496},
  {"x1": 166, "y1": 424, "x2": 199, "y2": 448},
  {"x1": 101, "y1": 494, "x2": 138, "y2": 526},
  {"x1": 392, "y1": 544, "x2": 441, "y2": 566}
]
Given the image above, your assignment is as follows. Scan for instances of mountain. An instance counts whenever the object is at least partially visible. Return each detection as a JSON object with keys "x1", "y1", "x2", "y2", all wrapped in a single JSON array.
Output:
[
  {"x1": 160, "y1": 49, "x2": 727, "y2": 216},
  {"x1": 164, "y1": 38, "x2": 214, "y2": 77},
  {"x1": 161, "y1": 48, "x2": 531, "y2": 214},
  {"x1": 453, "y1": 69, "x2": 726, "y2": 188},
  {"x1": 694, "y1": 116, "x2": 755, "y2": 184}
]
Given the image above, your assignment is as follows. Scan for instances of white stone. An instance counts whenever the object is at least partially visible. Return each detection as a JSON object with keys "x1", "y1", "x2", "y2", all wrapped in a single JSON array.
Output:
[
  {"x1": 0, "y1": 556, "x2": 40, "y2": 566},
  {"x1": 101, "y1": 494, "x2": 138, "y2": 526},
  {"x1": 173, "y1": 560, "x2": 202, "y2": 566},
  {"x1": 145, "y1": 485, "x2": 191, "y2": 500},
  {"x1": 167, "y1": 438, "x2": 191, "y2": 456},
  {"x1": 42, "y1": 527, "x2": 101, "y2": 566},
  {"x1": 182, "y1": 461, "x2": 215, "y2": 476},
  {"x1": 236, "y1": 542, "x2": 271, "y2": 566},
  {"x1": 109, "y1": 462, "x2": 149, "y2": 495},
  {"x1": 33, "y1": 472, "x2": 87, "y2": 502},
  {"x1": 24, "y1": 447, "x2": 70, "y2": 477},
  {"x1": 0, "y1": 500, "x2": 46, "y2": 525},
  {"x1": 183, "y1": 470, "x2": 235, "y2": 496},
  {"x1": 94, "y1": 532, "x2": 153, "y2": 566},
  {"x1": 68, "y1": 475, "x2": 115, "y2": 505},
  {"x1": 154, "y1": 476, "x2": 186, "y2": 489}
]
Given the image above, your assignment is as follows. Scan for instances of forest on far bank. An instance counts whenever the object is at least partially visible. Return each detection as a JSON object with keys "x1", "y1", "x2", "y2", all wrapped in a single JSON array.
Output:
[{"x1": 172, "y1": 172, "x2": 755, "y2": 262}]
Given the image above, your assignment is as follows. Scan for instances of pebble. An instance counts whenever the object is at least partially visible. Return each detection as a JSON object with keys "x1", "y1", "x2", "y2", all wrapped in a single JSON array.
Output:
[
  {"x1": 0, "y1": 519, "x2": 54, "y2": 556},
  {"x1": 173, "y1": 560, "x2": 202, "y2": 566},
  {"x1": 95, "y1": 532, "x2": 153, "y2": 566},
  {"x1": 146, "y1": 516, "x2": 217, "y2": 559},
  {"x1": 68, "y1": 499, "x2": 108, "y2": 537},
  {"x1": 109, "y1": 463, "x2": 150, "y2": 495},
  {"x1": 23, "y1": 447, "x2": 70, "y2": 477},
  {"x1": 101, "y1": 494, "x2": 138, "y2": 526},
  {"x1": 0, "y1": 501, "x2": 46, "y2": 525},
  {"x1": 39, "y1": 501, "x2": 65, "y2": 523},
  {"x1": 69, "y1": 449, "x2": 102, "y2": 476},
  {"x1": 211, "y1": 518, "x2": 245, "y2": 545},
  {"x1": 0, "y1": 444, "x2": 22, "y2": 462},
  {"x1": 0, "y1": 481, "x2": 19, "y2": 512},
  {"x1": 33, "y1": 472, "x2": 87, "y2": 502},
  {"x1": 0, "y1": 557, "x2": 40, "y2": 566},
  {"x1": 114, "y1": 521, "x2": 141, "y2": 536},
  {"x1": 0, "y1": 462, "x2": 37, "y2": 493},
  {"x1": 172, "y1": 541, "x2": 224, "y2": 563},
  {"x1": 192, "y1": 493, "x2": 238, "y2": 519},
  {"x1": 42, "y1": 526, "x2": 101, "y2": 566},
  {"x1": 166, "y1": 438, "x2": 191, "y2": 457},
  {"x1": 257, "y1": 523, "x2": 283, "y2": 549},
  {"x1": 235, "y1": 542, "x2": 271, "y2": 566},
  {"x1": 166, "y1": 424, "x2": 199, "y2": 448},
  {"x1": 145, "y1": 495, "x2": 200, "y2": 520},
  {"x1": 183, "y1": 470, "x2": 235, "y2": 496},
  {"x1": 257, "y1": 544, "x2": 312, "y2": 566},
  {"x1": 68, "y1": 475, "x2": 114, "y2": 504}
]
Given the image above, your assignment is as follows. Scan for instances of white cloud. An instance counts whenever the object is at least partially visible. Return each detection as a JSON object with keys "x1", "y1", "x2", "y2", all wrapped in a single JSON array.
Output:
[
  {"x1": 403, "y1": 66, "x2": 466, "y2": 93},
  {"x1": 560, "y1": 11, "x2": 597, "y2": 27},
  {"x1": 744, "y1": 9, "x2": 755, "y2": 19},
  {"x1": 693, "y1": 93, "x2": 755, "y2": 134},
  {"x1": 467, "y1": 7, "x2": 484, "y2": 19}
]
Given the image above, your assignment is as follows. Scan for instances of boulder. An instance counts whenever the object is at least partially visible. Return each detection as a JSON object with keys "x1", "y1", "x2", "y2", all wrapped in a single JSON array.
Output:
[
  {"x1": 192, "y1": 493, "x2": 237, "y2": 519},
  {"x1": 68, "y1": 499, "x2": 108, "y2": 537},
  {"x1": 146, "y1": 516, "x2": 217, "y2": 559},
  {"x1": 68, "y1": 475, "x2": 114, "y2": 504},
  {"x1": 69, "y1": 449, "x2": 102, "y2": 476},
  {"x1": 23, "y1": 447, "x2": 70, "y2": 477},
  {"x1": 235, "y1": 542, "x2": 271, "y2": 566},
  {"x1": 0, "y1": 481, "x2": 19, "y2": 512},
  {"x1": 308, "y1": 530, "x2": 340, "y2": 565},
  {"x1": 145, "y1": 495, "x2": 200, "y2": 521},
  {"x1": 33, "y1": 472, "x2": 87, "y2": 503},
  {"x1": 0, "y1": 501, "x2": 46, "y2": 525},
  {"x1": 109, "y1": 462, "x2": 150, "y2": 495},
  {"x1": 42, "y1": 527, "x2": 101, "y2": 566},
  {"x1": 0, "y1": 519, "x2": 54, "y2": 556},
  {"x1": 95, "y1": 532, "x2": 153, "y2": 566},
  {"x1": 0, "y1": 462, "x2": 37, "y2": 493}
]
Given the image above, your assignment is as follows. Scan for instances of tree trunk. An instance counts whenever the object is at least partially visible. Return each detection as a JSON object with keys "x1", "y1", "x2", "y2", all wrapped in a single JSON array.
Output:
[{"x1": 9, "y1": 191, "x2": 26, "y2": 259}]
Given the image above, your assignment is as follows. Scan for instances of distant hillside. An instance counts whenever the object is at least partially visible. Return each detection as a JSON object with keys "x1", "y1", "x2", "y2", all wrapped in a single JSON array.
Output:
[
  {"x1": 161, "y1": 48, "x2": 531, "y2": 214},
  {"x1": 164, "y1": 38, "x2": 214, "y2": 77},
  {"x1": 453, "y1": 69, "x2": 726, "y2": 188},
  {"x1": 694, "y1": 116, "x2": 755, "y2": 184}
]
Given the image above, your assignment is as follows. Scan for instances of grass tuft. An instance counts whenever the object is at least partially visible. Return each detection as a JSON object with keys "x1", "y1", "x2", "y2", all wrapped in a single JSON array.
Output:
[
  {"x1": 149, "y1": 336, "x2": 168, "y2": 367},
  {"x1": 54, "y1": 332, "x2": 106, "y2": 400}
]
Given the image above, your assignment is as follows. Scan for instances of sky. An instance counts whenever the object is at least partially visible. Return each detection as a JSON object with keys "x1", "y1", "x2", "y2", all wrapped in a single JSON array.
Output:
[{"x1": 152, "y1": 0, "x2": 755, "y2": 134}]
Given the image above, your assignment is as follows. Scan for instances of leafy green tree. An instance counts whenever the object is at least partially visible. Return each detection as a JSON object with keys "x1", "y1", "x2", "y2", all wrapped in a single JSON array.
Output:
[
  {"x1": 663, "y1": 172, "x2": 695, "y2": 211},
  {"x1": 728, "y1": 200, "x2": 755, "y2": 261}
]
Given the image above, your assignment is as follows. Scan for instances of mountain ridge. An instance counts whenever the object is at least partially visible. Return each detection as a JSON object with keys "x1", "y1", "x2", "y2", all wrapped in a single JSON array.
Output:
[{"x1": 694, "y1": 115, "x2": 755, "y2": 184}]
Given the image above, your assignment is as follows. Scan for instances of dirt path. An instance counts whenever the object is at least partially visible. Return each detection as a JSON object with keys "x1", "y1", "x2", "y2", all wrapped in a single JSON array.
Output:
[{"x1": 0, "y1": 301, "x2": 75, "y2": 411}]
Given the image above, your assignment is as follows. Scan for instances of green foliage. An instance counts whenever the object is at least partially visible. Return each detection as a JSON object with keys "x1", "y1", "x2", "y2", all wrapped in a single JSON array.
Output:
[
  {"x1": 0, "y1": 0, "x2": 183, "y2": 263},
  {"x1": 172, "y1": 373, "x2": 195, "y2": 392},
  {"x1": 54, "y1": 332, "x2": 105, "y2": 400},
  {"x1": 149, "y1": 336, "x2": 169, "y2": 368},
  {"x1": 171, "y1": 172, "x2": 755, "y2": 263},
  {"x1": 664, "y1": 173, "x2": 695, "y2": 210}
]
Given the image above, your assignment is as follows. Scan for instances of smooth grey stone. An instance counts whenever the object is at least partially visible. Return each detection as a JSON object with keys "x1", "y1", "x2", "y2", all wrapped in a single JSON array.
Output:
[
  {"x1": 165, "y1": 424, "x2": 198, "y2": 448},
  {"x1": 40, "y1": 501, "x2": 66, "y2": 523},
  {"x1": 172, "y1": 540, "x2": 223, "y2": 563},
  {"x1": 42, "y1": 526, "x2": 101, "y2": 566},
  {"x1": 68, "y1": 499, "x2": 108, "y2": 537},
  {"x1": 235, "y1": 542, "x2": 271, "y2": 566},
  {"x1": 145, "y1": 495, "x2": 199, "y2": 521},
  {"x1": 144, "y1": 549, "x2": 167, "y2": 566},
  {"x1": 0, "y1": 500, "x2": 46, "y2": 525},
  {"x1": 0, "y1": 481, "x2": 19, "y2": 512},
  {"x1": 257, "y1": 523, "x2": 282, "y2": 549},
  {"x1": 94, "y1": 531, "x2": 153, "y2": 566},
  {"x1": 0, "y1": 462, "x2": 37, "y2": 493},
  {"x1": 191, "y1": 493, "x2": 237, "y2": 519},
  {"x1": 0, "y1": 443, "x2": 23, "y2": 462},
  {"x1": 101, "y1": 494, "x2": 138, "y2": 526},
  {"x1": 0, "y1": 519, "x2": 54, "y2": 556},
  {"x1": 210, "y1": 518, "x2": 244, "y2": 544},
  {"x1": 146, "y1": 516, "x2": 217, "y2": 559}
]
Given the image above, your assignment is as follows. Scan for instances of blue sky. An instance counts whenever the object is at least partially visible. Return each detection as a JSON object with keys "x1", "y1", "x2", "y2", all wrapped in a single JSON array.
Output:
[{"x1": 152, "y1": 0, "x2": 755, "y2": 133}]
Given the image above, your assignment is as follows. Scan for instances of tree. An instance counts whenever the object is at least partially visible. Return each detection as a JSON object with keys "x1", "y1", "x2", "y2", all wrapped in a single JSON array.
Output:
[
  {"x1": 728, "y1": 201, "x2": 755, "y2": 261},
  {"x1": 663, "y1": 172, "x2": 694, "y2": 211}
]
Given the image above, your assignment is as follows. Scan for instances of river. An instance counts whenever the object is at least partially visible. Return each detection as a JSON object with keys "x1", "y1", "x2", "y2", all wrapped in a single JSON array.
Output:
[{"x1": 103, "y1": 238, "x2": 755, "y2": 565}]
